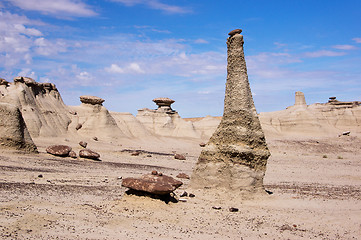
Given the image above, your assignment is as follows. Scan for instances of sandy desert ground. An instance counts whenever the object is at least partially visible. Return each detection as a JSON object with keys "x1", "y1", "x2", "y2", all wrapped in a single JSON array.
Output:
[{"x1": 0, "y1": 132, "x2": 360, "y2": 239}]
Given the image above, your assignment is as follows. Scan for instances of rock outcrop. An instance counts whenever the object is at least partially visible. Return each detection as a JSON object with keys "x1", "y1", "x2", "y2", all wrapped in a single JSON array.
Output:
[
  {"x1": 0, "y1": 103, "x2": 37, "y2": 152},
  {"x1": 0, "y1": 77, "x2": 71, "y2": 138},
  {"x1": 259, "y1": 93, "x2": 361, "y2": 137},
  {"x1": 191, "y1": 29, "x2": 270, "y2": 192}
]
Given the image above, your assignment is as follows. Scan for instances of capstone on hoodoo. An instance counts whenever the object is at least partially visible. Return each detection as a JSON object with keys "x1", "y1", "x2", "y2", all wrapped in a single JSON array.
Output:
[{"x1": 191, "y1": 29, "x2": 270, "y2": 192}]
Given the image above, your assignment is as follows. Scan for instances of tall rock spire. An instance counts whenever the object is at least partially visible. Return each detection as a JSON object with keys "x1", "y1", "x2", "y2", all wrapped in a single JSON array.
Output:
[{"x1": 191, "y1": 29, "x2": 270, "y2": 191}]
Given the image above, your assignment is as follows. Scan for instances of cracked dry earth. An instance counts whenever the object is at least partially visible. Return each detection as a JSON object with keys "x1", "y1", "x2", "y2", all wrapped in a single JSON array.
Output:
[{"x1": 0, "y1": 135, "x2": 360, "y2": 239}]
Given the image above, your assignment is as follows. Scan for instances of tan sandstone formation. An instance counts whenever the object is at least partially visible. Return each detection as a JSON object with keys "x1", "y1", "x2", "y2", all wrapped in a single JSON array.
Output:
[
  {"x1": 0, "y1": 103, "x2": 37, "y2": 152},
  {"x1": 0, "y1": 77, "x2": 71, "y2": 138},
  {"x1": 68, "y1": 96, "x2": 126, "y2": 140},
  {"x1": 191, "y1": 29, "x2": 270, "y2": 192},
  {"x1": 136, "y1": 98, "x2": 200, "y2": 138},
  {"x1": 259, "y1": 93, "x2": 361, "y2": 137}
]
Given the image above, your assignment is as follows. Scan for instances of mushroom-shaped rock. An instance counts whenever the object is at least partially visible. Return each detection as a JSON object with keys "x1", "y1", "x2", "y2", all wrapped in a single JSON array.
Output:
[
  {"x1": 228, "y1": 29, "x2": 242, "y2": 36},
  {"x1": 122, "y1": 172, "x2": 183, "y2": 195},
  {"x1": 46, "y1": 145, "x2": 72, "y2": 157},
  {"x1": 80, "y1": 95, "x2": 105, "y2": 105},
  {"x1": 153, "y1": 97, "x2": 175, "y2": 107},
  {"x1": 79, "y1": 149, "x2": 100, "y2": 160}
]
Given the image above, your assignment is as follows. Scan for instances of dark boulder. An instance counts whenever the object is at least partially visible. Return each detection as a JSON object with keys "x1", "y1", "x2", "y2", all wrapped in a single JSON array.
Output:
[
  {"x1": 79, "y1": 149, "x2": 100, "y2": 160},
  {"x1": 46, "y1": 145, "x2": 72, "y2": 157}
]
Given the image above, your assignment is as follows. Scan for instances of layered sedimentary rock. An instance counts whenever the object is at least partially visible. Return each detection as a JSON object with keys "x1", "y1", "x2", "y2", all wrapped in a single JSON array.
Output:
[
  {"x1": 68, "y1": 96, "x2": 126, "y2": 140},
  {"x1": 0, "y1": 77, "x2": 71, "y2": 138},
  {"x1": 260, "y1": 93, "x2": 361, "y2": 136},
  {"x1": 0, "y1": 103, "x2": 37, "y2": 152},
  {"x1": 191, "y1": 30, "x2": 270, "y2": 191}
]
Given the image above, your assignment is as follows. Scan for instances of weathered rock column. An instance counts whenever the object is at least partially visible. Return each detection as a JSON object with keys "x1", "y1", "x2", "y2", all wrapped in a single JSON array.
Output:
[{"x1": 191, "y1": 29, "x2": 270, "y2": 192}]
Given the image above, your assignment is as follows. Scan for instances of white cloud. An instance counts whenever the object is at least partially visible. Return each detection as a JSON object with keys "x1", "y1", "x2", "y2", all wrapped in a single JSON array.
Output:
[
  {"x1": 105, "y1": 63, "x2": 144, "y2": 74},
  {"x1": 5, "y1": 0, "x2": 97, "y2": 17},
  {"x1": 332, "y1": 45, "x2": 357, "y2": 50},
  {"x1": 194, "y1": 39, "x2": 209, "y2": 44},
  {"x1": 105, "y1": 64, "x2": 124, "y2": 73},
  {"x1": 111, "y1": 0, "x2": 191, "y2": 14},
  {"x1": 17, "y1": 68, "x2": 36, "y2": 79},
  {"x1": 303, "y1": 50, "x2": 346, "y2": 58},
  {"x1": 352, "y1": 38, "x2": 361, "y2": 43}
]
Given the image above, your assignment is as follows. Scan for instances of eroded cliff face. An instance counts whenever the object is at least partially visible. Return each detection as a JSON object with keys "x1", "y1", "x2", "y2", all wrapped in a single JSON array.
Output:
[{"x1": 0, "y1": 77, "x2": 71, "y2": 138}]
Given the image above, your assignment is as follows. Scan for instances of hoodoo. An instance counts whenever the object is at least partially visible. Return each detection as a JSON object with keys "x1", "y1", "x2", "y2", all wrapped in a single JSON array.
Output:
[{"x1": 191, "y1": 29, "x2": 270, "y2": 192}]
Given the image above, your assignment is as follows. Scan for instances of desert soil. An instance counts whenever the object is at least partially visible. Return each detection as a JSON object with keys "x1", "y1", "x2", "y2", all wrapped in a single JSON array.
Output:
[{"x1": 0, "y1": 134, "x2": 360, "y2": 239}]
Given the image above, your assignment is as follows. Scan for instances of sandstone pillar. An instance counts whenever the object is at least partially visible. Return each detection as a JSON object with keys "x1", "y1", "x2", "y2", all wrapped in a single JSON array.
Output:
[
  {"x1": 295, "y1": 91, "x2": 307, "y2": 106},
  {"x1": 191, "y1": 29, "x2": 270, "y2": 192}
]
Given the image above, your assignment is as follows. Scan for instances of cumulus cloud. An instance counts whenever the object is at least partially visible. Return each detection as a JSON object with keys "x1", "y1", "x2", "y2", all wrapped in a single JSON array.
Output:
[
  {"x1": 105, "y1": 62, "x2": 145, "y2": 74},
  {"x1": 111, "y1": 0, "x2": 191, "y2": 14},
  {"x1": 5, "y1": 0, "x2": 97, "y2": 17}
]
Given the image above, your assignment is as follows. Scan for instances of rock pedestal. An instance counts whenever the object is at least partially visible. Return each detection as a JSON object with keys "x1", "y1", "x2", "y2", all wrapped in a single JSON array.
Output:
[{"x1": 191, "y1": 30, "x2": 270, "y2": 192}]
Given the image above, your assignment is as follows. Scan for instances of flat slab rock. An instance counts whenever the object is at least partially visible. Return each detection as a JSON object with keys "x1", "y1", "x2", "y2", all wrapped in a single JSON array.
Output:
[
  {"x1": 46, "y1": 145, "x2": 72, "y2": 157},
  {"x1": 122, "y1": 172, "x2": 183, "y2": 195}
]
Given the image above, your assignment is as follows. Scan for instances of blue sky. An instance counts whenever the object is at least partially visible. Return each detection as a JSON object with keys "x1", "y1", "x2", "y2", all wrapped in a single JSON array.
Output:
[{"x1": 1, "y1": 0, "x2": 360, "y2": 117}]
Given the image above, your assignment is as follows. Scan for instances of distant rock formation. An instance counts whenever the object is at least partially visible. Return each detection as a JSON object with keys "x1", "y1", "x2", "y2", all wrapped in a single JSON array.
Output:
[
  {"x1": 0, "y1": 77, "x2": 71, "y2": 138},
  {"x1": 80, "y1": 95, "x2": 105, "y2": 105},
  {"x1": 0, "y1": 103, "x2": 37, "y2": 152},
  {"x1": 259, "y1": 92, "x2": 361, "y2": 136},
  {"x1": 136, "y1": 98, "x2": 200, "y2": 138},
  {"x1": 191, "y1": 29, "x2": 270, "y2": 192}
]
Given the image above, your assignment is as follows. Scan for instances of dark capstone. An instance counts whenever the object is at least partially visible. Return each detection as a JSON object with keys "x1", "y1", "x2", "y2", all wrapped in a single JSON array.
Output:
[
  {"x1": 199, "y1": 142, "x2": 206, "y2": 147},
  {"x1": 228, "y1": 29, "x2": 242, "y2": 36},
  {"x1": 79, "y1": 149, "x2": 100, "y2": 160},
  {"x1": 189, "y1": 193, "x2": 195, "y2": 198},
  {"x1": 46, "y1": 145, "x2": 72, "y2": 157}
]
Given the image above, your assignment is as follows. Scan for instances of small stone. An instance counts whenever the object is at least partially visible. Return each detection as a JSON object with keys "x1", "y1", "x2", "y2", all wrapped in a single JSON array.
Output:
[
  {"x1": 79, "y1": 141, "x2": 87, "y2": 148},
  {"x1": 38, "y1": 174, "x2": 43, "y2": 178},
  {"x1": 151, "y1": 170, "x2": 158, "y2": 175},
  {"x1": 147, "y1": 154, "x2": 152, "y2": 157},
  {"x1": 212, "y1": 206, "x2": 222, "y2": 210},
  {"x1": 229, "y1": 207, "x2": 239, "y2": 212},
  {"x1": 79, "y1": 149, "x2": 100, "y2": 160},
  {"x1": 174, "y1": 154, "x2": 186, "y2": 160},
  {"x1": 189, "y1": 193, "x2": 195, "y2": 198},
  {"x1": 69, "y1": 110, "x2": 77, "y2": 115},
  {"x1": 69, "y1": 151, "x2": 77, "y2": 158},
  {"x1": 46, "y1": 145, "x2": 72, "y2": 157},
  {"x1": 342, "y1": 131, "x2": 351, "y2": 136},
  {"x1": 118, "y1": 176, "x2": 123, "y2": 180},
  {"x1": 176, "y1": 173, "x2": 190, "y2": 179},
  {"x1": 158, "y1": 172, "x2": 163, "y2": 176},
  {"x1": 180, "y1": 191, "x2": 188, "y2": 197},
  {"x1": 199, "y1": 142, "x2": 206, "y2": 147},
  {"x1": 131, "y1": 151, "x2": 140, "y2": 156},
  {"x1": 76, "y1": 123, "x2": 82, "y2": 130},
  {"x1": 178, "y1": 198, "x2": 187, "y2": 202},
  {"x1": 93, "y1": 137, "x2": 98, "y2": 141}
]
